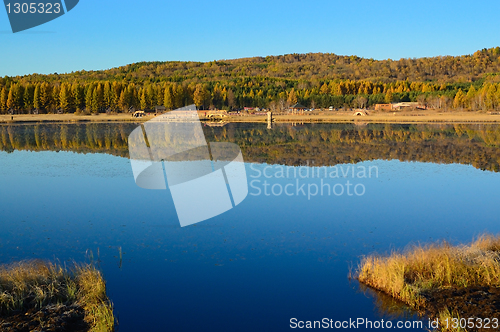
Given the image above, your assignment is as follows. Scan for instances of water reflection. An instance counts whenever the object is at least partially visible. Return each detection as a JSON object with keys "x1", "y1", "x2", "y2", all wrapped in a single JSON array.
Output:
[
  {"x1": 358, "y1": 283, "x2": 420, "y2": 321},
  {"x1": 128, "y1": 107, "x2": 248, "y2": 227},
  {"x1": 2, "y1": 122, "x2": 500, "y2": 171},
  {"x1": 2, "y1": 122, "x2": 500, "y2": 331}
]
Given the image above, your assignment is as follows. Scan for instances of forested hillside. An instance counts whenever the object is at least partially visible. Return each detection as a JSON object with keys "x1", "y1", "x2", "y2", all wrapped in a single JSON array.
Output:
[{"x1": 2, "y1": 48, "x2": 500, "y2": 113}]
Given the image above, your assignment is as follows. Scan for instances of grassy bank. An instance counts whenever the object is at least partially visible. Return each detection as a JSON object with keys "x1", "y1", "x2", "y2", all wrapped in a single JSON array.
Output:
[
  {"x1": 0, "y1": 113, "x2": 154, "y2": 124},
  {"x1": 227, "y1": 111, "x2": 500, "y2": 124},
  {"x1": 357, "y1": 235, "x2": 500, "y2": 331},
  {"x1": 3, "y1": 111, "x2": 500, "y2": 124},
  {"x1": 0, "y1": 260, "x2": 114, "y2": 332}
]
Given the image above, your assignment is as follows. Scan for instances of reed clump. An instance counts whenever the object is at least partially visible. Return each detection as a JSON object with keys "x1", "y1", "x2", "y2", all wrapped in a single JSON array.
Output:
[
  {"x1": 358, "y1": 235, "x2": 500, "y2": 331},
  {"x1": 0, "y1": 260, "x2": 114, "y2": 332}
]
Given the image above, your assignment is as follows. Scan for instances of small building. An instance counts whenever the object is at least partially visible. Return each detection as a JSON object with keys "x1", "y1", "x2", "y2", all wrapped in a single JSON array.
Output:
[
  {"x1": 375, "y1": 104, "x2": 393, "y2": 111},
  {"x1": 155, "y1": 106, "x2": 166, "y2": 113},
  {"x1": 289, "y1": 103, "x2": 307, "y2": 111},
  {"x1": 392, "y1": 102, "x2": 427, "y2": 110},
  {"x1": 288, "y1": 103, "x2": 307, "y2": 114},
  {"x1": 376, "y1": 102, "x2": 426, "y2": 111}
]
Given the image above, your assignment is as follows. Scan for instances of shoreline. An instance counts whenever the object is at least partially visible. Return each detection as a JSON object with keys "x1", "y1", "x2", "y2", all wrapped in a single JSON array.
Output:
[
  {"x1": 0, "y1": 260, "x2": 114, "y2": 332},
  {"x1": 2, "y1": 111, "x2": 500, "y2": 124},
  {"x1": 357, "y1": 235, "x2": 500, "y2": 332}
]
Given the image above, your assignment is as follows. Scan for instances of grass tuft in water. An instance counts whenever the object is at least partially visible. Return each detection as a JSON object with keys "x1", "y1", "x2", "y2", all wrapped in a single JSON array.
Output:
[
  {"x1": 0, "y1": 260, "x2": 114, "y2": 331},
  {"x1": 357, "y1": 234, "x2": 500, "y2": 331}
]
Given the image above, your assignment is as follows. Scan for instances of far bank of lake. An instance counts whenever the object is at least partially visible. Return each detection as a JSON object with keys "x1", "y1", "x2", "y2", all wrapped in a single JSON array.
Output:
[{"x1": 3, "y1": 110, "x2": 500, "y2": 124}]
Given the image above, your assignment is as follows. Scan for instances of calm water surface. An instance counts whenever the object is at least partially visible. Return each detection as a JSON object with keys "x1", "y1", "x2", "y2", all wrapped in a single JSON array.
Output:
[{"x1": 1, "y1": 123, "x2": 500, "y2": 331}]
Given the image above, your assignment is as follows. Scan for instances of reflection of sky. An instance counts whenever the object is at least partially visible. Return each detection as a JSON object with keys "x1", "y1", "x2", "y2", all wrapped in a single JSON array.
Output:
[{"x1": 1, "y1": 151, "x2": 500, "y2": 331}]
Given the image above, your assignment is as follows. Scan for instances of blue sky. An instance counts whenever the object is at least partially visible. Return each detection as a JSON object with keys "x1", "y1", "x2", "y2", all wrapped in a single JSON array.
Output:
[{"x1": 1, "y1": 0, "x2": 500, "y2": 77}]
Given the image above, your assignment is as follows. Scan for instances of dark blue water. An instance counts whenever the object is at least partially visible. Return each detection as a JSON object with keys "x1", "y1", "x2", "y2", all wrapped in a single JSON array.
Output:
[{"x1": 1, "y1": 126, "x2": 500, "y2": 331}]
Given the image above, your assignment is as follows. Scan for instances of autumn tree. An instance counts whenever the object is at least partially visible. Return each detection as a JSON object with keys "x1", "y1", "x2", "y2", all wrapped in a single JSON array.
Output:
[
  {"x1": 23, "y1": 84, "x2": 35, "y2": 111},
  {"x1": 212, "y1": 83, "x2": 225, "y2": 109},
  {"x1": 163, "y1": 84, "x2": 173, "y2": 110},
  {"x1": 85, "y1": 84, "x2": 94, "y2": 112},
  {"x1": 33, "y1": 84, "x2": 41, "y2": 110},
  {"x1": 287, "y1": 88, "x2": 298, "y2": 105},
  {"x1": 40, "y1": 83, "x2": 53, "y2": 111},
  {"x1": 384, "y1": 91, "x2": 393, "y2": 104},
  {"x1": 72, "y1": 83, "x2": 85, "y2": 110},
  {"x1": 91, "y1": 83, "x2": 104, "y2": 113},
  {"x1": 139, "y1": 87, "x2": 147, "y2": 110},
  {"x1": 453, "y1": 89, "x2": 466, "y2": 109},
  {"x1": 320, "y1": 83, "x2": 329, "y2": 95},
  {"x1": 58, "y1": 83, "x2": 71, "y2": 112},
  {"x1": 193, "y1": 84, "x2": 210, "y2": 109},
  {"x1": 118, "y1": 90, "x2": 128, "y2": 111},
  {"x1": 485, "y1": 85, "x2": 497, "y2": 110},
  {"x1": 172, "y1": 83, "x2": 185, "y2": 109},
  {"x1": 6, "y1": 86, "x2": 15, "y2": 110},
  {"x1": 466, "y1": 86, "x2": 478, "y2": 110},
  {"x1": 6, "y1": 83, "x2": 24, "y2": 111},
  {"x1": 0, "y1": 87, "x2": 8, "y2": 113},
  {"x1": 103, "y1": 81, "x2": 114, "y2": 111},
  {"x1": 112, "y1": 82, "x2": 122, "y2": 111},
  {"x1": 52, "y1": 85, "x2": 60, "y2": 112},
  {"x1": 227, "y1": 89, "x2": 236, "y2": 109}
]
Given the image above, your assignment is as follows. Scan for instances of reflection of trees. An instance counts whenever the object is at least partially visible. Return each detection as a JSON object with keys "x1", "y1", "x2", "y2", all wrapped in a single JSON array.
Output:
[
  {"x1": 204, "y1": 123, "x2": 500, "y2": 172},
  {"x1": 1, "y1": 123, "x2": 500, "y2": 172},
  {"x1": 0, "y1": 123, "x2": 136, "y2": 157}
]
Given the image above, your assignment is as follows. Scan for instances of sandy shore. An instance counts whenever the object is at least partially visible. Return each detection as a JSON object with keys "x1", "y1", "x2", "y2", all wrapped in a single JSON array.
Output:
[
  {"x1": 0, "y1": 113, "x2": 154, "y2": 124},
  {"x1": 2, "y1": 111, "x2": 500, "y2": 124},
  {"x1": 231, "y1": 111, "x2": 500, "y2": 124}
]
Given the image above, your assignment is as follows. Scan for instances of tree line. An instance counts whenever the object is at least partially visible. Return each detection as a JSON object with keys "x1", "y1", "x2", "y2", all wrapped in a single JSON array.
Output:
[
  {"x1": 2, "y1": 79, "x2": 500, "y2": 114},
  {"x1": 2, "y1": 47, "x2": 500, "y2": 113}
]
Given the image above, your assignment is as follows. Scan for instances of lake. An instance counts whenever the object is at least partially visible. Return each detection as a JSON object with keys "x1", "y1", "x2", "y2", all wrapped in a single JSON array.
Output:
[{"x1": 1, "y1": 122, "x2": 500, "y2": 331}]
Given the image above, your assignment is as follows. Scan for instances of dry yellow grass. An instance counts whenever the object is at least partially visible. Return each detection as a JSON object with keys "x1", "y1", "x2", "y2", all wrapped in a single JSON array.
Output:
[
  {"x1": 357, "y1": 235, "x2": 500, "y2": 331},
  {"x1": 0, "y1": 113, "x2": 154, "y2": 123},
  {"x1": 0, "y1": 260, "x2": 114, "y2": 331},
  {"x1": 358, "y1": 235, "x2": 500, "y2": 305}
]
